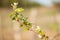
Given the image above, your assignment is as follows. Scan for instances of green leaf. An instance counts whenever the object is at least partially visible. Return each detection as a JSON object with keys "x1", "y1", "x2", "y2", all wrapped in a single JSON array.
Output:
[
  {"x1": 20, "y1": 24, "x2": 23, "y2": 27},
  {"x1": 23, "y1": 27, "x2": 29, "y2": 31},
  {"x1": 39, "y1": 31, "x2": 45, "y2": 36},
  {"x1": 15, "y1": 8, "x2": 24, "y2": 13},
  {"x1": 9, "y1": 11, "x2": 16, "y2": 19}
]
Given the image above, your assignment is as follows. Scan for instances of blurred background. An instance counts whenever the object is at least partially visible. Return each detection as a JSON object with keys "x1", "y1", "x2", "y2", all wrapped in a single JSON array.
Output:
[{"x1": 0, "y1": 0, "x2": 60, "y2": 40}]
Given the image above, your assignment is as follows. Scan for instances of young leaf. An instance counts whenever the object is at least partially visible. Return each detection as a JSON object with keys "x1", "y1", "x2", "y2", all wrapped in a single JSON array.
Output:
[{"x1": 15, "y1": 8, "x2": 24, "y2": 13}]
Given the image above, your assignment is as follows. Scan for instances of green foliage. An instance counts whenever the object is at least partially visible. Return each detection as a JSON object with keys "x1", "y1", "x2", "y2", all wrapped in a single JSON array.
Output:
[
  {"x1": 9, "y1": 2, "x2": 48, "y2": 40},
  {"x1": 9, "y1": 8, "x2": 24, "y2": 20},
  {"x1": 35, "y1": 27, "x2": 45, "y2": 36},
  {"x1": 19, "y1": 14, "x2": 32, "y2": 31},
  {"x1": 15, "y1": 8, "x2": 24, "y2": 13},
  {"x1": 9, "y1": 2, "x2": 32, "y2": 31}
]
